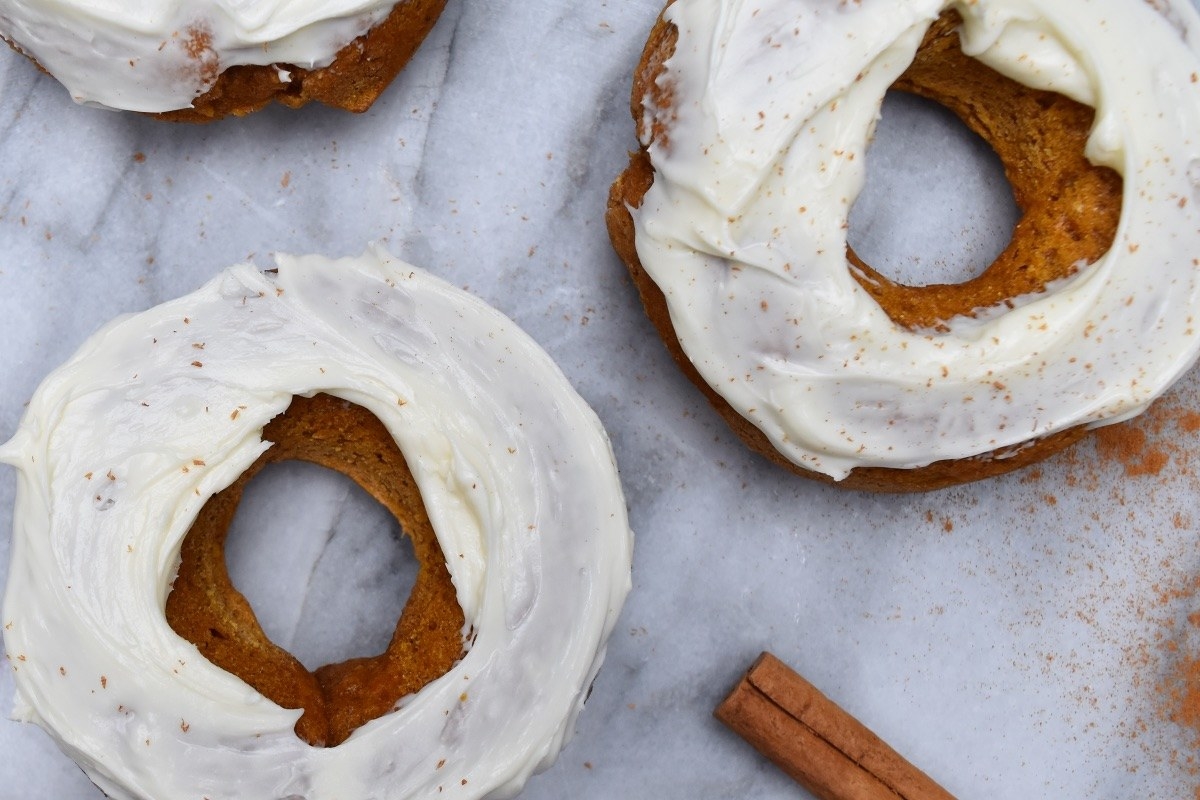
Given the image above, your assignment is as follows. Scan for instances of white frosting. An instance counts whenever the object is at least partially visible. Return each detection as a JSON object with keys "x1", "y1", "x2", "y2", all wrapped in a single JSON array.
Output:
[
  {"x1": 632, "y1": 0, "x2": 1200, "y2": 480},
  {"x1": 0, "y1": 0, "x2": 401, "y2": 111},
  {"x1": 0, "y1": 246, "x2": 633, "y2": 799}
]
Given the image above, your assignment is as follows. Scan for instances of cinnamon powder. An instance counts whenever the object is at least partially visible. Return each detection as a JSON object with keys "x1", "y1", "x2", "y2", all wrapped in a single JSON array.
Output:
[
  {"x1": 916, "y1": 386, "x2": 1200, "y2": 792},
  {"x1": 1037, "y1": 391, "x2": 1197, "y2": 495},
  {"x1": 1093, "y1": 424, "x2": 1171, "y2": 477},
  {"x1": 1143, "y1": 571, "x2": 1200, "y2": 785},
  {"x1": 1078, "y1": 396, "x2": 1200, "y2": 789}
]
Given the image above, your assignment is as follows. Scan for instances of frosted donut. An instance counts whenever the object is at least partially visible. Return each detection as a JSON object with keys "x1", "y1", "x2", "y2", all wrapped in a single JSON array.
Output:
[
  {"x1": 0, "y1": 247, "x2": 633, "y2": 799},
  {"x1": 607, "y1": 0, "x2": 1200, "y2": 491},
  {"x1": 0, "y1": 0, "x2": 446, "y2": 120}
]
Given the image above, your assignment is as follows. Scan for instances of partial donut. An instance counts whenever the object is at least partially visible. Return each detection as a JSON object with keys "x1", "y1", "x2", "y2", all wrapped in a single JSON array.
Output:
[
  {"x1": 0, "y1": 0, "x2": 447, "y2": 120},
  {"x1": 0, "y1": 247, "x2": 633, "y2": 799},
  {"x1": 607, "y1": 0, "x2": 1200, "y2": 491}
]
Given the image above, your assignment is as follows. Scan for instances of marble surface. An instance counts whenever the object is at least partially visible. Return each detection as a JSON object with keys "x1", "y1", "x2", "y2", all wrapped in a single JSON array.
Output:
[{"x1": 3, "y1": 1, "x2": 1200, "y2": 798}]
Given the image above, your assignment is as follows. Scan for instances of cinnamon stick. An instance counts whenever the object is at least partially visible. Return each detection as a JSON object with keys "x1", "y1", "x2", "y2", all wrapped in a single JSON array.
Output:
[{"x1": 714, "y1": 652, "x2": 956, "y2": 800}]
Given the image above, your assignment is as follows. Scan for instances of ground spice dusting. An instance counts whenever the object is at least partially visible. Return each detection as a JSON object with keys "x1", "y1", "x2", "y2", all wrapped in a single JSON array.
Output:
[
  {"x1": 1093, "y1": 424, "x2": 1170, "y2": 477},
  {"x1": 1166, "y1": 652, "x2": 1200, "y2": 738},
  {"x1": 181, "y1": 25, "x2": 219, "y2": 85},
  {"x1": 1078, "y1": 395, "x2": 1200, "y2": 791},
  {"x1": 918, "y1": 386, "x2": 1200, "y2": 793},
  {"x1": 1046, "y1": 392, "x2": 1199, "y2": 494},
  {"x1": 1126, "y1": 566, "x2": 1200, "y2": 794}
]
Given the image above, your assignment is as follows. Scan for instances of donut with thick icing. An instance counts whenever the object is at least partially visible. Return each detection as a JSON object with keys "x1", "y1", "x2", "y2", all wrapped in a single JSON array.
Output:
[
  {"x1": 1, "y1": 247, "x2": 633, "y2": 798},
  {"x1": 0, "y1": 0, "x2": 447, "y2": 120},
  {"x1": 607, "y1": 0, "x2": 1200, "y2": 491}
]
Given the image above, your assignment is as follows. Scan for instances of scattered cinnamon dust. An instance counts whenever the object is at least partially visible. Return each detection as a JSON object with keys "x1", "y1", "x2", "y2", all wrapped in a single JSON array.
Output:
[
  {"x1": 925, "y1": 395, "x2": 1197, "y2": 534},
  {"x1": 1093, "y1": 424, "x2": 1170, "y2": 477},
  {"x1": 1124, "y1": 567, "x2": 1200, "y2": 788},
  {"x1": 1079, "y1": 393, "x2": 1200, "y2": 790},
  {"x1": 1180, "y1": 411, "x2": 1200, "y2": 434},
  {"x1": 181, "y1": 25, "x2": 219, "y2": 85},
  {"x1": 1032, "y1": 391, "x2": 1200, "y2": 496},
  {"x1": 916, "y1": 385, "x2": 1200, "y2": 792}
]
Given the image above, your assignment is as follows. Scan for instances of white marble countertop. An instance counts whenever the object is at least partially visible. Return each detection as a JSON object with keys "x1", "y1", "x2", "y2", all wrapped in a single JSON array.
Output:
[{"x1": 3, "y1": 1, "x2": 1200, "y2": 798}]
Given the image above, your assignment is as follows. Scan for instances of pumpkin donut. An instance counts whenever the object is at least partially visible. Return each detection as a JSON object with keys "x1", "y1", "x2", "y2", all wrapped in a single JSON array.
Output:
[
  {"x1": 607, "y1": 0, "x2": 1200, "y2": 491},
  {"x1": 0, "y1": 247, "x2": 633, "y2": 799},
  {"x1": 0, "y1": 0, "x2": 447, "y2": 120}
]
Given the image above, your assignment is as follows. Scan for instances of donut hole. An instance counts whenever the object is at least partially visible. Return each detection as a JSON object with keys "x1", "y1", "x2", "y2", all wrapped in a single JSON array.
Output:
[
  {"x1": 223, "y1": 460, "x2": 418, "y2": 671},
  {"x1": 845, "y1": 12, "x2": 1122, "y2": 332},
  {"x1": 166, "y1": 394, "x2": 467, "y2": 747},
  {"x1": 848, "y1": 90, "x2": 1019, "y2": 287}
]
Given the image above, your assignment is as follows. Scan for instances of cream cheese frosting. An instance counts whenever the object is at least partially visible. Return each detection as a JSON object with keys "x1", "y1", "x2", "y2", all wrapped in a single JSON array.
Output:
[
  {"x1": 631, "y1": 0, "x2": 1200, "y2": 481},
  {"x1": 0, "y1": 246, "x2": 633, "y2": 799},
  {"x1": 0, "y1": 0, "x2": 401, "y2": 111}
]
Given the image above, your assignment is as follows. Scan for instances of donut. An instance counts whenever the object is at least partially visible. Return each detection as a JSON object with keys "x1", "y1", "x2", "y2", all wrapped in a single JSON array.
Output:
[
  {"x1": 0, "y1": 247, "x2": 633, "y2": 798},
  {"x1": 607, "y1": 0, "x2": 1200, "y2": 492},
  {"x1": 0, "y1": 0, "x2": 447, "y2": 120}
]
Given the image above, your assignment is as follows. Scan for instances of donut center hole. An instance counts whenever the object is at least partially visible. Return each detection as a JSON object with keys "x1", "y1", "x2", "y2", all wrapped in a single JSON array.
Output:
[
  {"x1": 224, "y1": 460, "x2": 418, "y2": 671},
  {"x1": 847, "y1": 90, "x2": 1020, "y2": 287},
  {"x1": 166, "y1": 394, "x2": 467, "y2": 748},
  {"x1": 843, "y1": 11, "x2": 1121, "y2": 331}
]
